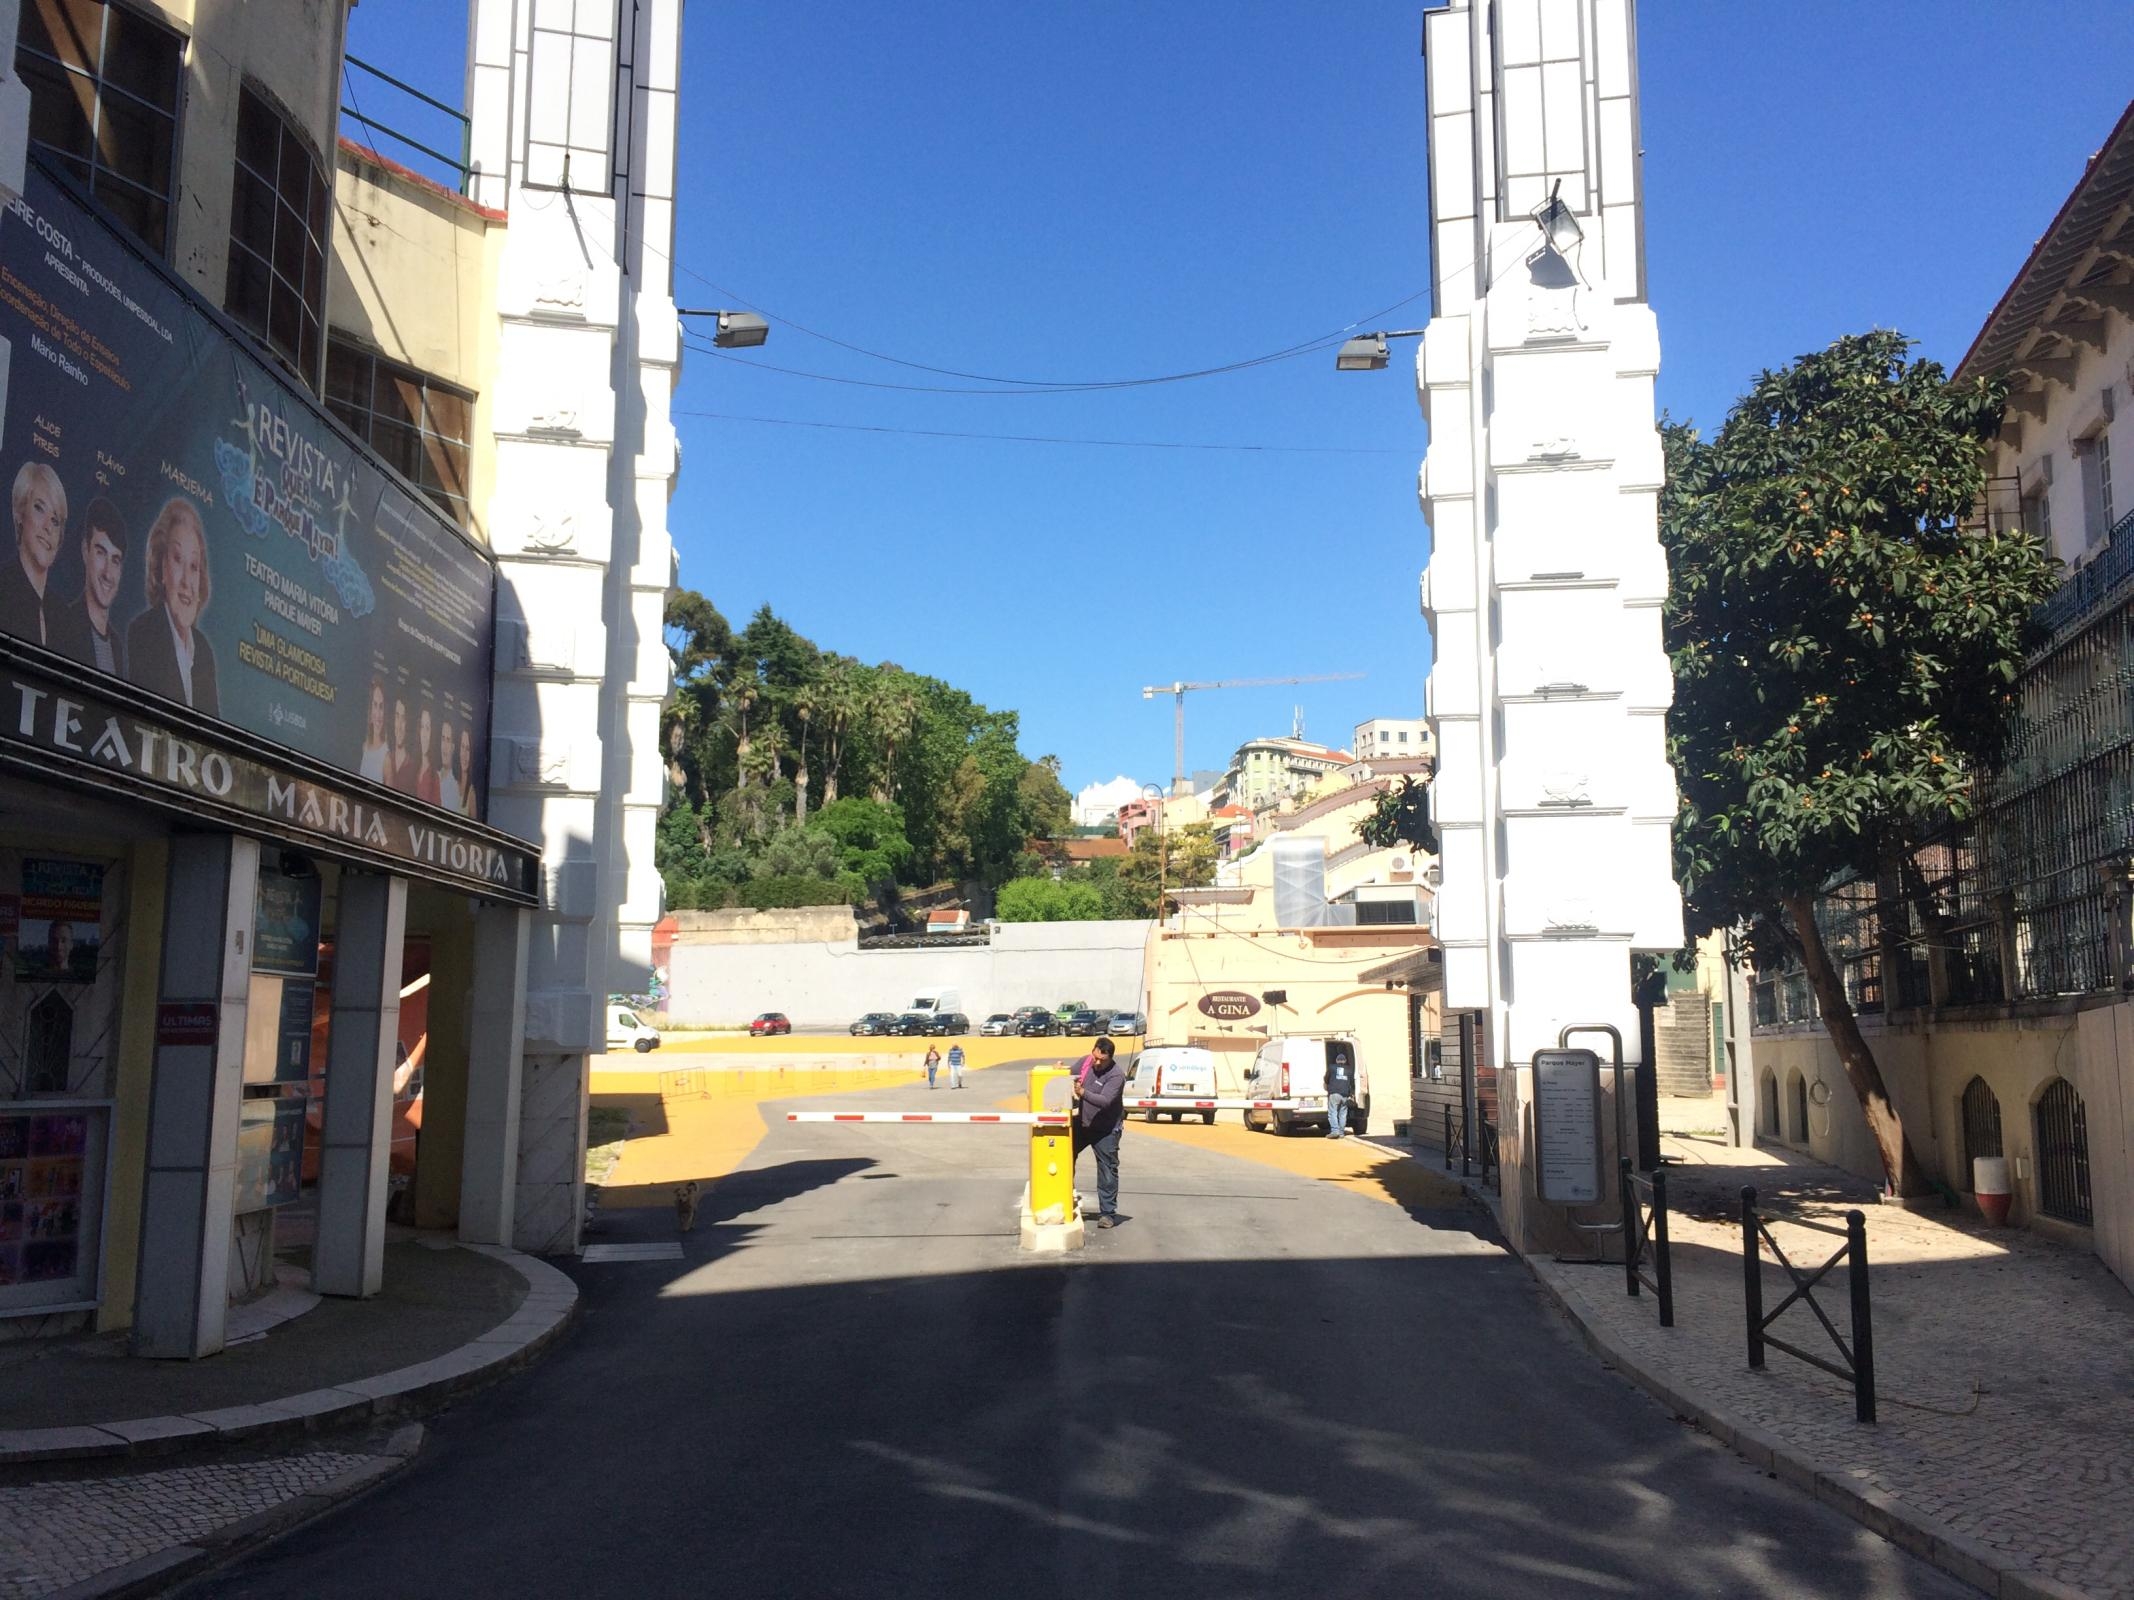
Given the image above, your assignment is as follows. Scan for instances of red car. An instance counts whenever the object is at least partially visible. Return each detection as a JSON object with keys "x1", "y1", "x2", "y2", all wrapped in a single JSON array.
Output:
[{"x1": 749, "y1": 1011, "x2": 793, "y2": 1036}]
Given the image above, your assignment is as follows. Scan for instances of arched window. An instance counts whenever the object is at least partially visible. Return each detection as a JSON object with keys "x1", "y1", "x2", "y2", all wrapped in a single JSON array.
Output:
[
  {"x1": 1758, "y1": 1068, "x2": 1780, "y2": 1138},
  {"x1": 1959, "y1": 1077, "x2": 2003, "y2": 1193},
  {"x1": 1788, "y1": 1070, "x2": 1810, "y2": 1145},
  {"x1": 2034, "y1": 1078, "x2": 2092, "y2": 1226}
]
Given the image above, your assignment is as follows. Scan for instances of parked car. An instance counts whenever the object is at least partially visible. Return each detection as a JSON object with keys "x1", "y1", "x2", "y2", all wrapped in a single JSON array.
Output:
[
  {"x1": 980, "y1": 1013, "x2": 1016, "y2": 1036},
  {"x1": 891, "y1": 1012, "x2": 934, "y2": 1036},
  {"x1": 1108, "y1": 1012, "x2": 1146, "y2": 1037},
  {"x1": 1126, "y1": 1045, "x2": 1218, "y2": 1124},
  {"x1": 1065, "y1": 1009, "x2": 1103, "y2": 1036},
  {"x1": 1054, "y1": 999, "x2": 1091, "y2": 1021},
  {"x1": 1013, "y1": 1005, "x2": 1051, "y2": 1023},
  {"x1": 1016, "y1": 1012, "x2": 1059, "y2": 1037},
  {"x1": 849, "y1": 1012, "x2": 897, "y2": 1036},
  {"x1": 926, "y1": 1012, "x2": 970, "y2": 1036},
  {"x1": 607, "y1": 1004, "x2": 660, "y2": 1053},
  {"x1": 749, "y1": 1011, "x2": 792, "y2": 1037}
]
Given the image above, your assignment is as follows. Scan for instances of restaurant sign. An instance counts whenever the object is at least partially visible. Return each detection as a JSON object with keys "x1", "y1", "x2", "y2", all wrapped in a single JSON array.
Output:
[
  {"x1": 1196, "y1": 990, "x2": 1262, "y2": 1021},
  {"x1": 0, "y1": 650, "x2": 535, "y2": 902}
]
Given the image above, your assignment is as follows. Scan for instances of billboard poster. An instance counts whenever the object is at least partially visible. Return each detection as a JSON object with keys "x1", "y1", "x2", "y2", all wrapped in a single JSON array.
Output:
[
  {"x1": 253, "y1": 861, "x2": 322, "y2": 977},
  {"x1": 0, "y1": 162, "x2": 494, "y2": 819},
  {"x1": 15, "y1": 857, "x2": 101, "y2": 983},
  {"x1": 0, "y1": 1110, "x2": 88, "y2": 1286}
]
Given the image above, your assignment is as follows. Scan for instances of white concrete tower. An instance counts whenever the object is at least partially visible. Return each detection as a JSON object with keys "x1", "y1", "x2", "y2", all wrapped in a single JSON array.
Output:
[
  {"x1": 1417, "y1": 0, "x2": 1682, "y2": 1241},
  {"x1": 466, "y1": 0, "x2": 680, "y2": 1252}
]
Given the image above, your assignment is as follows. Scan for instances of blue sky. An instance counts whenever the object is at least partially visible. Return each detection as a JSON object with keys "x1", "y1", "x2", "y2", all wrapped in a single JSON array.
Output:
[{"x1": 347, "y1": 2, "x2": 2134, "y2": 796}]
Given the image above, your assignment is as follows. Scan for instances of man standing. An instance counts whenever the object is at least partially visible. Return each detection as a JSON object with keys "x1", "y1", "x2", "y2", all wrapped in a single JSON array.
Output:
[
  {"x1": 1072, "y1": 1036, "x2": 1126, "y2": 1229},
  {"x1": 946, "y1": 1041, "x2": 965, "y2": 1089},
  {"x1": 1325, "y1": 1041, "x2": 1357, "y2": 1140},
  {"x1": 0, "y1": 462, "x2": 66, "y2": 647},
  {"x1": 50, "y1": 498, "x2": 128, "y2": 677}
]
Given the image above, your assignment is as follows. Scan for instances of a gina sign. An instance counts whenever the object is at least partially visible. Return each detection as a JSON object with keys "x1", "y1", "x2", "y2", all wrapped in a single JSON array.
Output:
[{"x1": 1197, "y1": 990, "x2": 1262, "y2": 1021}]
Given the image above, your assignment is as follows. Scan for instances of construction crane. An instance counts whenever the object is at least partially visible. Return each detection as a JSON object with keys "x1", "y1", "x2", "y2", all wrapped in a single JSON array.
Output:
[{"x1": 1142, "y1": 673, "x2": 1366, "y2": 795}]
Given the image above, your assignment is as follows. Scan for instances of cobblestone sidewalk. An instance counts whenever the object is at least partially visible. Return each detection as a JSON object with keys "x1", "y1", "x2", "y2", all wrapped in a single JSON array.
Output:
[
  {"x1": 1527, "y1": 1120, "x2": 2134, "y2": 1600},
  {"x1": 0, "y1": 1430, "x2": 416, "y2": 1600}
]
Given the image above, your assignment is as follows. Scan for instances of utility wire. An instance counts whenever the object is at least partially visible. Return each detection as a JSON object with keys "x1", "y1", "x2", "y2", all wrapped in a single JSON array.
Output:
[
  {"x1": 677, "y1": 271, "x2": 1432, "y2": 390},
  {"x1": 674, "y1": 409, "x2": 1408, "y2": 455},
  {"x1": 681, "y1": 334, "x2": 1394, "y2": 398}
]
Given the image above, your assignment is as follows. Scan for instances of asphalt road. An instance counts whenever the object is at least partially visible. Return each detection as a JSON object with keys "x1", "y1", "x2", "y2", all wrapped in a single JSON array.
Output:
[{"x1": 196, "y1": 1064, "x2": 1973, "y2": 1599}]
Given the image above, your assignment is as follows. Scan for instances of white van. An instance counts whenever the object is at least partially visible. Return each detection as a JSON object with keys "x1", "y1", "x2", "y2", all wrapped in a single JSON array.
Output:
[
  {"x1": 1241, "y1": 1035, "x2": 1367, "y2": 1136},
  {"x1": 607, "y1": 1004, "x2": 660, "y2": 1053},
  {"x1": 907, "y1": 989, "x2": 963, "y2": 1020},
  {"x1": 1124, "y1": 1045, "x2": 1219, "y2": 1125}
]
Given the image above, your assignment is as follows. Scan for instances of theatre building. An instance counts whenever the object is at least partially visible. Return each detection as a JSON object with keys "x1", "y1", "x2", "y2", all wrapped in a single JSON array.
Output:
[{"x1": 0, "y1": 0, "x2": 680, "y2": 1354}]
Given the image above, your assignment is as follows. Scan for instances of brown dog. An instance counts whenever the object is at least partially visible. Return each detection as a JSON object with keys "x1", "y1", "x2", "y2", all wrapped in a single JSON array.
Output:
[{"x1": 673, "y1": 1180, "x2": 700, "y2": 1233}]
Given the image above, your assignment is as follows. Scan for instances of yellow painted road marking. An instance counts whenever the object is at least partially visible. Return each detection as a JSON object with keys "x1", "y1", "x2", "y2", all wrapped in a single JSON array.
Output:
[{"x1": 1132, "y1": 1114, "x2": 1466, "y2": 1213}]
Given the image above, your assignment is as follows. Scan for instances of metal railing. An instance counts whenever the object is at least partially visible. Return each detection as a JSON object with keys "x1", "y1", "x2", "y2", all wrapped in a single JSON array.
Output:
[
  {"x1": 342, "y1": 54, "x2": 473, "y2": 193},
  {"x1": 1620, "y1": 1159, "x2": 1673, "y2": 1326},
  {"x1": 1741, "y1": 1187, "x2": 1876, "y2": 1423},
  {"x1": 1478, "y1": 1118, "x2": 1498, "y2": 1190},
  {"x1": 1442, "y1": 1104, "x2": 1466, "y2": 1176}
]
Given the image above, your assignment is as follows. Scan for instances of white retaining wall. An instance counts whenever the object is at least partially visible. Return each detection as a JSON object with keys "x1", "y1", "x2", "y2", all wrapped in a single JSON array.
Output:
[{"x1": 665, "y1": 920, "x2": 1156, "y2": 1029}]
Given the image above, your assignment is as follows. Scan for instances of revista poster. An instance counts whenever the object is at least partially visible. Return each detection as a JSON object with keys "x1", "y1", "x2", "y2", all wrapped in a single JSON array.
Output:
[
  {"x1": 15, "y1": 857, "x2": 101, "y2": 983},
  {"x1": 0, "y1": 161, "x2": 494, "y2": 818}
]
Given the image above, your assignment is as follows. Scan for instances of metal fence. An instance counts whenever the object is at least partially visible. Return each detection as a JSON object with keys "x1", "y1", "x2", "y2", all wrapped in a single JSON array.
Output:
[{"x1": 1752, "y1": 501, "x2": 2134, "y2": 1028}]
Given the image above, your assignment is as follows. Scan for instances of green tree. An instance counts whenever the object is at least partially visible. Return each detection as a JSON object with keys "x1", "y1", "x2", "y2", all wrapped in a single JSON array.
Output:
[
  {"x1": 1117, "y1": 822, "x2": 1218, "y2": 917},
  {"x1": 1357, "y1": 778, "x2": 1437, "y2": 853},
  {"x1": 1662, "y1": 330, "x2": 2056, "y2": 1195},
  {"x1": 996, "y1": 876, "x2": 1107, "y2": 922},
  {"x1": 810, "y1": 797, "x2": 914, "y2": 887},
  {"x1": 1016, "y1": 756, "x2": 1073, "y2": 843}
]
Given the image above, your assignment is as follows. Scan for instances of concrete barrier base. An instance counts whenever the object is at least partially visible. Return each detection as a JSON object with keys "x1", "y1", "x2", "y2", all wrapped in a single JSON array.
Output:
[{"x1": 1017, "y1": 1184, "x2": 1086, "y2": 1254}]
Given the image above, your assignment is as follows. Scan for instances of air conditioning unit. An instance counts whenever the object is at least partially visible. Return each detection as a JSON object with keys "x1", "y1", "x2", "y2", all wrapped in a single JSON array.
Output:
[{"x1": 1388, "y1": 853, "x2": 1411, "y2": 874}]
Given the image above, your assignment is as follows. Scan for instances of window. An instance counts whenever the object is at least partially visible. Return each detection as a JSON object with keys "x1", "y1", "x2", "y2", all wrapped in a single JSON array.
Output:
[
  {"x1": 16, "y1": 0, "x2": 184, "y2": 255},
  {"x1": 1398, "y1": 731, "x2": 1409, "y2": 743},
  {"x1": 2034, "y1": 1077, "x2": 2092, "y2": 1227},
  {"x1": 522, "y1": 0, "x2": 616, "y2": 194},
  {"x1": 324, "y1": 338, "x2": 473, "y2": 527},
  {"x1": 2023, "y1": 482, "x2": 2053, "y2": 550},
  {"x1": 225, "y1": 86, "x2": 328, "y2": 387},
  {"x1": 2078, "y1": 430, "x2": 2116, "y2": 548}
]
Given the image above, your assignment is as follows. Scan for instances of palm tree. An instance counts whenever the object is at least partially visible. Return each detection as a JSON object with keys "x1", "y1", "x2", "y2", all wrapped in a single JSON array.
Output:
[
  {"x1": 872, "y1": 681, "x2": 920, "y2": 804},
  {"x1": 791, "y1": 679, "x2": 819, "y2": 826},
  {"x1": 728, "y1": 682, "x2": 759, "y2": 792},
  {"x1": 819, "y1": 662, "x2": 857, "y2": 807}
]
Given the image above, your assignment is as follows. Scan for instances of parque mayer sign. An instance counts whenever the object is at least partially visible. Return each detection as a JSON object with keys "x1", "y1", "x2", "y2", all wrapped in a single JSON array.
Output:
[
  {"x1": 1197, "y1": 990, "x2": 1261, "y2": 1020},
  {"x1": 0, "y1": 644, "x2": 535, "y2": 902}
]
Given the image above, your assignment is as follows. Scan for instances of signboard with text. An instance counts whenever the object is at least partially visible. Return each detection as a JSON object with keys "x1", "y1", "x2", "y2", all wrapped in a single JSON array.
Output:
[
  {"x1": 0, "y1": 162, "x2": 494, "y2": 819},
  {"x1": 0, "y1": 648, "x2": 536, "y2": 901},
  {"x1": 1532, "y1": 1048, "x2": 1603, "y2": 1205},
  {"x1": 1196, "y1": 990, "x2": 1262, "y2": 1021}
]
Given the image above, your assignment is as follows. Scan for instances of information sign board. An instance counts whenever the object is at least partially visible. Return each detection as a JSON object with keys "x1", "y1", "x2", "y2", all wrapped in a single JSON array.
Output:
[{"x1": 1532, "y1": 1047, "x2": 1603, "y2": 1205}]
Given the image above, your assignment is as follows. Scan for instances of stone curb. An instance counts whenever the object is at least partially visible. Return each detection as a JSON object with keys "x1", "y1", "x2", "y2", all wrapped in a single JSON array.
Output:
[
  {"x1": 1458, "y1": 1172, "x2": 2094, "y2": 1600},
  {"x1": 39, "y1": 1423, "x2": 427, "y2": 1600},
  {"x1": 0, "y1": 1244, "x2": 578, "y2": 1469}
]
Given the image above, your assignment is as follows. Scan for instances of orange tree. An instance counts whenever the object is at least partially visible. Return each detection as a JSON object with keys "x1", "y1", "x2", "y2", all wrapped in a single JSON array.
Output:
[{"x1": 1661, "y1": 331, "x2": 2055, "y2": 1195}]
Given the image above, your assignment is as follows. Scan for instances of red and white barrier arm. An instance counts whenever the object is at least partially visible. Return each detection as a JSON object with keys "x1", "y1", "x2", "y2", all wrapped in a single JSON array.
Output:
[
  {"x1": 785, "y1": 1111, "x2": 1072, "y2": 1126},
  {"x1": 1127, "y1": 1099, "x2": 1300, "y2": 1112}
]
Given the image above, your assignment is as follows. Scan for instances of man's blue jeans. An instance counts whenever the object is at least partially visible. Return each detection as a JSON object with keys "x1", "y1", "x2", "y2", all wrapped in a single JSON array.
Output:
[
  {"x1": 1327, "y1": 1092, "x2": 1349, "y2": 1137},
  {"x1": 1076, "y1": 1123, "x2": 1122, "y2": 1217}
]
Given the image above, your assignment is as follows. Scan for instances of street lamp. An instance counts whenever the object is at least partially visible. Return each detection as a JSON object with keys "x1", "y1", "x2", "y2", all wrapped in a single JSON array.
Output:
[
  {"x1": 1334, "y1": 328, "x2": 1425, "y2": 372},
  {"x1": 678, "y1": 308, "x2": 770, "y2": 348},
  {"x1": 1530, "y1": 178, "x2": 1584, "y2": 258}
]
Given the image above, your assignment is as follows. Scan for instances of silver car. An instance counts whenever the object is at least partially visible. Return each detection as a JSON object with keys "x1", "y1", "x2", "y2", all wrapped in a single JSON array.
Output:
[
  {"x1": 1107, "y1": 1011, "x2": 1146, "y2": 1037},
  {"x1": 979, "y1": 1012, "x2": 1015, "y2": 1036}
]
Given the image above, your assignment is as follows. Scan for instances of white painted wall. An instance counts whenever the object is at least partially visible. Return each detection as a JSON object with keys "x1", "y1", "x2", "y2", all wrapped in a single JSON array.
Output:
[{"x1": 666, "y1": 922, "x2": 1156, "y2": 1030}]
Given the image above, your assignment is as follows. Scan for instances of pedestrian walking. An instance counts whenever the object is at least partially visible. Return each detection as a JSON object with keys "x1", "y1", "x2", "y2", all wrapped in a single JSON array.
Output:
[
  {"x1": 924, "y1": 1043, "x2": 941, "y2": 1090},
  {"x1": 1072, "y1": 1036, "x2": 1127, "y2": 1228},
  {"x1": 947, "y1": 1042, "x2": 966, "y2": 1089},
  {"x1": 1325, "y1": 1041, "x2": 1357, "y2": 1139}
]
